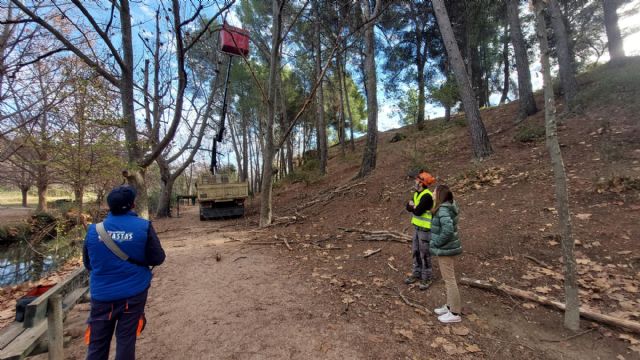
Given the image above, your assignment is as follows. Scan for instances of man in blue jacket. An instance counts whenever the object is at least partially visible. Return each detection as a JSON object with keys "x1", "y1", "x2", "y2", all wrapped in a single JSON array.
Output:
[{"x1": 83, "y1": 186, "x2": 165, "y2": 360}]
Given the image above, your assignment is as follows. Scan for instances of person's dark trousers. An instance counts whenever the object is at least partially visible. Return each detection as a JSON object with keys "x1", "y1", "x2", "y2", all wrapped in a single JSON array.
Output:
[
  {"x1": 86, "y1": 289, "x2": 148, "y2": 360},
  {"x1": 411, "y1": 227, "x2": 433, "y2": 280}
]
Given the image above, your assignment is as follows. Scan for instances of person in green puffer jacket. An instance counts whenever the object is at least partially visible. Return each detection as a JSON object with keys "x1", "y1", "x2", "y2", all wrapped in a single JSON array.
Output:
[{"x1": 430, "y1": 184, "x2": 463, "y2": 324}]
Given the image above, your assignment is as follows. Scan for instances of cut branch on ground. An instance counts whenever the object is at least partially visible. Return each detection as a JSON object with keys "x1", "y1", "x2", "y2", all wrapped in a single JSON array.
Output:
[{"x1": 460, "y1": 277, "x2": 640, "y2": 334}]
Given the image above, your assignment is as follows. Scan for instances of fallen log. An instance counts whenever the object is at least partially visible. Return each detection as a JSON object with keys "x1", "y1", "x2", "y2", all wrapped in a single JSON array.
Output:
[
  {"x1": 524, "y1": 255, "x2": 551, "y2": 269},
  {"x1": 244, "y1": 241, "x2": 299, "y2": 246},
  {"x1": 296, "y1": 182, "x2": 366, "y2": 212},
  {"x1": 339, "y1": 227, "x2": 410, "y2": 243},
  {"x1": 460, "y1": 277, "x2": 640, "y2": 334},
  {"x1": 363, "y1": 248, "x2": 382, "y2": 258},
  {"x1": 283, "y1": 238, "x2": 293, "y2": 251}
]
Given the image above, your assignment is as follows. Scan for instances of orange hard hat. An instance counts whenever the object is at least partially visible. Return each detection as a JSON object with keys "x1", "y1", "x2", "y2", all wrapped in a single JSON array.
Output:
[{"x1": 416, "y1": 171, "x2": 435, "y2": 187}]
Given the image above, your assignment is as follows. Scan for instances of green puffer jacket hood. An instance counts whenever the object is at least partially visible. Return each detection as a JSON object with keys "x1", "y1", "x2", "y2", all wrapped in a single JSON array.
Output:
[{"x1": 429, "y1": 201, "x2": 462, "y2": 256}]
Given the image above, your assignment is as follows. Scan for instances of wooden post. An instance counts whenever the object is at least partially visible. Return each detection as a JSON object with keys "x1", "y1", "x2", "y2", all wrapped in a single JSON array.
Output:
[{"x1": 47, "y1": 295, "x2": 63, "y2": 360}]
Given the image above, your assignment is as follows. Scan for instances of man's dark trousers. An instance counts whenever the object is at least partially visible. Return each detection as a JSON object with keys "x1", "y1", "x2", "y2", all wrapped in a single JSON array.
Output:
[{"x1": 86, "y1": 289, "x2": 147, "y2": 360}]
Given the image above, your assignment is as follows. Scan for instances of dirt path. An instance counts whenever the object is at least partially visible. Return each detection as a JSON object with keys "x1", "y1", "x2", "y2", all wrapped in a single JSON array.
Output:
[
  {"x1": 50, "y1": 206, "x2": 368, "y2": 360},
  {"x1": 29, "y1": 204, "x2": 636, "y2": 360}
]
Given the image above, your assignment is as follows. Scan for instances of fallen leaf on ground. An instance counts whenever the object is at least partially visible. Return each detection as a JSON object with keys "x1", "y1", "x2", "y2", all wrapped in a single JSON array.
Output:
[
  {"x1": 535, "y1": 286, "x2": 551, "y2": 294},
  {"x1": 451, "y1": 325, "x2": 470, "y2": 336},
  {"x1": 393, "y1": 328, "x2": 414, "y2": 340},
  {"x1": 465, "y1": 344, "x2": 482, "y2": 353},
  {"x1": 522, "y1": 302, "x2": 537, "y2": 309},
  {"x1": 342, "y1": 296, "x2": 355, "y2": 304},
  {"x1": 409, "y1": 317, "x2": 426, "y2": 328},
  {"x1": 624, "y1": 285, "x2": 639, "y2": 293},
  {"x1": 618, "y1": 251, "x2": 632, "y2": 255},
  {"x1": 619, "y1": 334, "x2": 640, "y2": 345},
  {"x1": 430, "y1": 337, "x2": 448, "y2": 348},
  {"x1": 575, "y1": 213, "x2": 592, "y2": 220},
  {"x1": 443, "y1": 343, "x2": 466, "y2": 355},
  {"x1": 467, "y1": 314, "x2": 480, "y2": 322}
]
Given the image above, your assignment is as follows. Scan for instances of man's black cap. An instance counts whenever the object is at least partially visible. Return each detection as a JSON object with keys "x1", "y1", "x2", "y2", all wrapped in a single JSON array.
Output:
[{"x1": 107, "y1": 186, "x2": 137, "y2": 214}]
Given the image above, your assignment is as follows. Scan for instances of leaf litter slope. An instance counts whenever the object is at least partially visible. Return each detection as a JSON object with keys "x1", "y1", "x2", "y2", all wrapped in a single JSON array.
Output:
[{"x1": 261, "y1": 59, "x2": 640, "y2": 359}]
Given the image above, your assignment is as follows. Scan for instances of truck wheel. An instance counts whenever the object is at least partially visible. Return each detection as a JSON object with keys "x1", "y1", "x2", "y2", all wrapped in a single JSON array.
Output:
[{"x1": 200, "y1": 215, "x2": 205, "y2": 221}]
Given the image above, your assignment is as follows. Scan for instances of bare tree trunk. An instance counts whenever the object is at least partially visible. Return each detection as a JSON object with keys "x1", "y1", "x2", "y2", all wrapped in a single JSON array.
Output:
[
  {"x1": 534, "y1": 0, "x2": 580, "y2": 331},
  {"x1": 36, "y1": 177, "x2": 47, "y2": 212},
  {"x1": 241, "y1": 112, "x2": 249, "y2": 182},
  {"x1": 248, "y1": 129, "x2": 255, "y2": 194},
  {"x1": 413, "y1": 8, "x2": 427, "y2": 130},
  {"x1": 507, "y1": 0, "x2": 538, "y2": 119},
  {"x1": 445, "y1": 105, "x2": 451, "y2": 122},
  {"x1": 432, "y1": 0, "x2": 493, "y2": 159},
  {"x1": 499, "y1": 25, "x2": 510, "y2": 105},
  {"x1": 259, "y1": 0, "x2": 283, "y2": 227},
  {"x1": 547, "y1": 0, "x2": 578, "y2": 109},
  {"x1": 286, "y1": 137, "x2": 294, "y2": 174},
  {"x1": 314, "y1": 0, "x2": 328, "y2": 175},
  {"x1": 277, "y1": 67, "x2": 290, "y2": 177},
  {"x1": 126, "y1": 169, "x2": 148, "y2": 219},
  {"x1": 156, "y1": 159, "x2": 172, "y2": 218},
  {"x1": 229, "y1": 116, "x2": 243, "y2": 178},
  {"x1": 342, "y1": 59, "x2": 355, "y2": 151},
  {"x1": 356, "y1": 0, "x2": 380, "y2": 178},
  {"x1": 603, "y1": 0, "x2": 625, "y2": 62},
  {"x1": 20, "y1": 186, "x2": 28, "y2": 207},
  {"x1": 74, "y1": 186, "x2": 84, "y2": 213},
  {"x1": 336, "y1": 56, "x2": 347, "y2": 157}
]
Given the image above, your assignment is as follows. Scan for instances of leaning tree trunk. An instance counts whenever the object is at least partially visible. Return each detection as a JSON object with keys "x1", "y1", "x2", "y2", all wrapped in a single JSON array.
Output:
[
  {"x1": 603, "y1": 0, "x2": 625, "y2": 62},
  {"x1": 259, "y1": 0, "x2": 283, "y2": 227},
  {"x1": 432, "y1": 0, "x2": 493, "y2": 159},
  {"x1": 356, "y1": 0, "x2": 379, "y2": 178},
  {"x1": 507, "y1": 0, "x2": 538, "y2": 120},
  {"x1": 534, "y1": 0, "x2": 580, "y2": 331},
  {"x1": 547, "y1": 0, "x2": 578, "y2": 109}
]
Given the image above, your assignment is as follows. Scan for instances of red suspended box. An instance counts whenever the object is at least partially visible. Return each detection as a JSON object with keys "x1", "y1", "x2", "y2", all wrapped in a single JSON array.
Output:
[{"x1": 220, "y1": 23, "x2": 249, "y2": 56}]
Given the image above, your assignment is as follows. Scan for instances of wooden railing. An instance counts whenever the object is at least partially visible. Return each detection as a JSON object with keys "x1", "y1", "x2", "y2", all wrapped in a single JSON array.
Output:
[{"x1": 0, "y1": 267, "x2": 88, "y2": 360}]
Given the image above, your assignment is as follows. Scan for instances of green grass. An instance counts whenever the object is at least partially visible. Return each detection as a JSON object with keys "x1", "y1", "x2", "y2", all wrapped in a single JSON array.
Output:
[{"x1": 514, "y1": 123, "x2": 546, "y2": 143}]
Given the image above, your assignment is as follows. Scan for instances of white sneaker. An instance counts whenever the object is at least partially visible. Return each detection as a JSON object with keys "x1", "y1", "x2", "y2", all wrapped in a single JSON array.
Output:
[
  {"x1": 438, "y1": 311, "x2": 462, "y2": 323},
  {"x1": 434, "y1": 304, "x2": 449, "y2": 316}
]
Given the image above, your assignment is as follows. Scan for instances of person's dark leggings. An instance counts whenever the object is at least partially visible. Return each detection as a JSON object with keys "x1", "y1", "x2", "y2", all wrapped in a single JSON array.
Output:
[
  {"x1": 412, "y1": 227, "x2": 432, "y2": 280},
  {"x1": 85, "y1": 289, "x2": 147, "y2": 360}
]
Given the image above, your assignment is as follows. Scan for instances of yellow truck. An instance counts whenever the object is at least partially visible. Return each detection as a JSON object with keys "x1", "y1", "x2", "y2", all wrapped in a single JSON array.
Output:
[{"x1": 196, "y1": 173, "x2": 249, "y2": 220}]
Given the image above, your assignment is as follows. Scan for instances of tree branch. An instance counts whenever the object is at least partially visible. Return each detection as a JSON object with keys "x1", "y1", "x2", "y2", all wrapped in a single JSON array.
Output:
[{"x1": 9, "y1": 0, "x2": 120, "y2": 87}]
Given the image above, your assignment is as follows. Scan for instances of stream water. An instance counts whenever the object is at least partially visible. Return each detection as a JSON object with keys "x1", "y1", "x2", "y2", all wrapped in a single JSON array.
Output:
[{"x1": 0, "y1": 238, "x2": 80, "y2": 287}]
